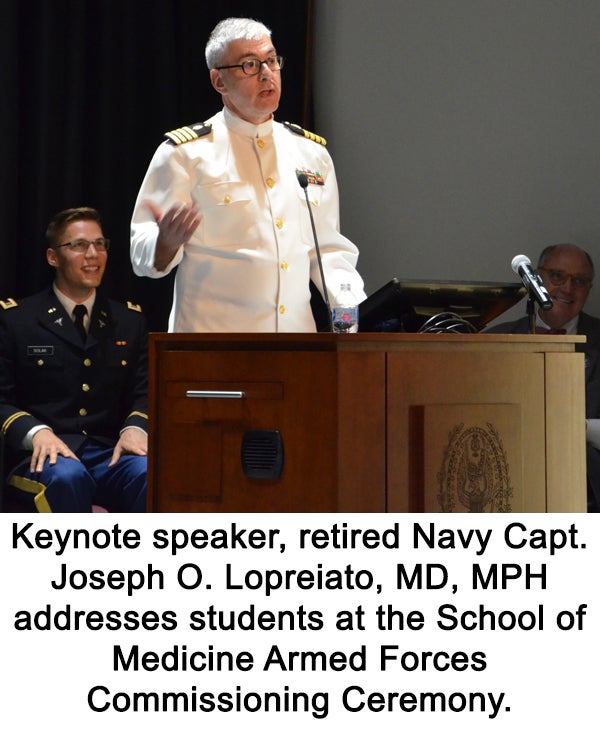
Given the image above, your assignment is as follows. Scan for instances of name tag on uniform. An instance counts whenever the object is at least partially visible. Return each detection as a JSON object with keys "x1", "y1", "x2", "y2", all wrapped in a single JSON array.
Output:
[{"x1": 27, "y1": 345, "x2": 55, "y2": 356}]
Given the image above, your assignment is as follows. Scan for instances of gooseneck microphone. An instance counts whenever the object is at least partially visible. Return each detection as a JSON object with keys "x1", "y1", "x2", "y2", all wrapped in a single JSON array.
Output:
[
  {"x1": 511, "y1": 254, "x2": 553, "y2": 310},
  {"x1": 297, "y1": 172, "x2": 334, "y2": 331}
]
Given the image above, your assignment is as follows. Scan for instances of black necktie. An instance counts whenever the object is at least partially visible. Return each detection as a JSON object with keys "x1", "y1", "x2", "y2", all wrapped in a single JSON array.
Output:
[{"x1": 72, "y1": 304, "x2": 88, "y2": 342}]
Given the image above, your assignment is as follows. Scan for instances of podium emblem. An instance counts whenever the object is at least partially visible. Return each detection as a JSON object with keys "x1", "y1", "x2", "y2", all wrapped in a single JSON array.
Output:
[{"x1": 437, "y1": 422, "x2": 514, "y2": 512}]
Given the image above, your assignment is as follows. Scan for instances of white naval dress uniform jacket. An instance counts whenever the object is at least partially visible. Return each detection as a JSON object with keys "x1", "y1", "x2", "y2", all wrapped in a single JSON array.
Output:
[{"x1": 130, "y1": 107, "x2": 365, "y2": 333}]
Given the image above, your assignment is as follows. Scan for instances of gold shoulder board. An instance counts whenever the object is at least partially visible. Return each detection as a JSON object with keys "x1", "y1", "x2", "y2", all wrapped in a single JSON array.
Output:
[
  {"x1": 164, "y1": 122, "x2": 212, "y2": 145},
  {"x1": 0, "y1": 298, "x2": 18, "y2": 310},
  {"x1": 283, "y1": 121, "x2": 327, "y2": 146}
]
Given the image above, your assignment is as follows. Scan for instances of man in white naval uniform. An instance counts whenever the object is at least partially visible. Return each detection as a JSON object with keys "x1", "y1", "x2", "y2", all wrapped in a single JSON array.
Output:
[{"x1": 130, "y1": 17, "x2": 365, "y2": 333}]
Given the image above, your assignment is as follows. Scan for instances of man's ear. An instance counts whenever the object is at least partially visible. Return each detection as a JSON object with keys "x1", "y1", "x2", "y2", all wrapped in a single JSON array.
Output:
[
  {"x1": 210, "y1": 68, "x2": 226, "y2": 94},
  {"x1": 46, "y1": 247, "x2": 58, "y2": 268}
]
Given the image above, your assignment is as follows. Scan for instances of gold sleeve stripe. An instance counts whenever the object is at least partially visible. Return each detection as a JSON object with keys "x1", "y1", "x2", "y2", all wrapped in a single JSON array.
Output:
[
  {"x1": 128, "y1": 411, "x2": 149, "y2": 420},
  {"x1": 2, "y1": 411, "x2": 33, "y2": 434}
]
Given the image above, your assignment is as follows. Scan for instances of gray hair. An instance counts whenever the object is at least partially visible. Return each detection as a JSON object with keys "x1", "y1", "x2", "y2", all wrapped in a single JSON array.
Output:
[
  {"x1": 205, "y1": 18, "x2": 272, "y2": 69},
  {"x1": 537, "y1": 243, "x2": 595, "y2": 276}
]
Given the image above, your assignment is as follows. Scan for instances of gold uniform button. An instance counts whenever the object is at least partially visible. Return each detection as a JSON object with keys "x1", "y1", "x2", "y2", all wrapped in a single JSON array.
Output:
[
  {"x1": 79, "y1": 408, "x2": 88, "y2": 417},
  {"x1": 279, "y1": 305, "x2": 286, "y2": 314},
  {"x1": 313, "y1": 198, "x2": 319, "y2": 206},
  {"x1": 224, "y1": 195, "x2": 231, "y2": 204},
  {"x1": 83, "y1": 358, "x2": 92, "y2": 367},
  {"x1": 257, "y1": 139, "x2": 265, "y2": 148},
  {"x1": 82, "y1": 384, "x2": 90, "y2": 392},
  {"x1": 121, "y1": 360, "x2": 128, "y2": 366},
  {"x1": 275, "y1": 218, "x2": 283, "y2": 229},
  {"x1": 37, "y1": 359, "x2": 44, "y2": 366},
  {"x1": 266, "y1": 177, "x2": 275, "y2": 188},
  {"x1": 281, "y1": 261, "x2": 288, "y2": 270}
]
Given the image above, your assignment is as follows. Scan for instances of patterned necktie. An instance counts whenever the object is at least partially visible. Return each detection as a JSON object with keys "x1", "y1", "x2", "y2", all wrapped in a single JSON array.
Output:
[
  {"x1": 72, "y1": 304, "x2": 88, "y2": 342},
  {"x1": 535, "y1": 326, "x2": 567, "y2": 335}
]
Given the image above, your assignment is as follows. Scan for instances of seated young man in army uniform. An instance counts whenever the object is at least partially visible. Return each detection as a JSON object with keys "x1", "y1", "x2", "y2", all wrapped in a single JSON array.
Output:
[{"x1": 0, "y1": 207, "x2": 148, "y2": 512}]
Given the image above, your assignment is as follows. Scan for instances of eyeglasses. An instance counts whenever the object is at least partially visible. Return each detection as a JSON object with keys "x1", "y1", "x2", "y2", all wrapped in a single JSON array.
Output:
[
  {"x1": 215, "y1": 55, "x2": 284, "y2": 76},
  {"x1": 54, "y1": 238, "x2": 110, "y2": 254},
  {"x1": 538, "y1": 267, "x2": 593, "y2": 290}
]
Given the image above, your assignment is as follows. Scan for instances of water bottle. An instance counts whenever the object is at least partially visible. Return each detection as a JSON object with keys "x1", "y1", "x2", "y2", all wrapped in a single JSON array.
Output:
[{"x1": 332, "y1": 283, "x2": 359, "y2": 333}]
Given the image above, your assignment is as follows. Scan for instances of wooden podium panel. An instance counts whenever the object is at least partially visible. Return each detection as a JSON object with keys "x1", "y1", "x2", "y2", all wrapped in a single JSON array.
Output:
[
  {"x1": 148, "y1": 333, "x2": 586, "y2": 512},
  {"x1": 545, "y1": 352, "x2": 588, "y2": 512},
  {"x1": 387, "y1": 351, "x2": 545, "y2": 512},
  {"x1": 148, "y1": 335, "x2": 386, "y2": 512},
  {"x1": 383, "y1": 336, "x2": 585, "y2": 512}
]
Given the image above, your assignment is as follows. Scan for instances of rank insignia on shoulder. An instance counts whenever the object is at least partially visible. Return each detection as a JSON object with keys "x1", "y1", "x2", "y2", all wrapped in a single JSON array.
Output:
[
  {"x1": 284, "y1": 121, "x2": 327, "y2": 146},
  {"x1": 0, "y1": 298, "x2": 18, "y2": 310},
  {"x1": 295, "y1": 167, "x2": 325, "y2": 186},
  {"x1": 164, "y1": 122, "x2": 212, "y2": 145},
  {"x1": 127, "y1": 301, "x2": 142, "y2": 312}
]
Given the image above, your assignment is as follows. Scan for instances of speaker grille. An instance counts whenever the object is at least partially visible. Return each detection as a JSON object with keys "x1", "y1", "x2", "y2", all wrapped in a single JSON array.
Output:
[{"x1": 241, "y1": 430, "x2": 284, "y2": 479}]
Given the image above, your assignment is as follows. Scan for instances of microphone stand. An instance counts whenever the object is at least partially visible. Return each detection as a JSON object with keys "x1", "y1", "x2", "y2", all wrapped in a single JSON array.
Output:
[
  {"x1": 526, "y1": 293, "x2": 536, "y2": 335},
  {"x1": 297, "y1": 173, "x2": 334, "y2": 332}
]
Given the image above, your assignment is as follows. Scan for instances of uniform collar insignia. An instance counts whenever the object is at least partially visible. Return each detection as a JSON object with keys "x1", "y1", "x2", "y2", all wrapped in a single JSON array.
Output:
[
  {"x1": 48, "y1": 306, "x2": 63, "y2": 326},
  {"x1": 295, "y1": 167, "x2": 325, "y2": 186}
]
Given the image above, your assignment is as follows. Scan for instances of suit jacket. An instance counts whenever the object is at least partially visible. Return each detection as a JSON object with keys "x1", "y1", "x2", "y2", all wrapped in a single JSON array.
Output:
[
  {"x1": 0, "y1": 288, "x2": 148, "y2": 469},
  {"x1": 487, "y1": 311, "x2": 600, "y2": 419}
]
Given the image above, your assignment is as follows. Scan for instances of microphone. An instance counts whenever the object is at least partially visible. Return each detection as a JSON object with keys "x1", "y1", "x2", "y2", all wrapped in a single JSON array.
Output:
[
  {"x1": 511, "y1": 254, "x2": 553, "y2": 310},
  {"x1": 297, "y1": 172, "x2": 334, "y2": 331}
]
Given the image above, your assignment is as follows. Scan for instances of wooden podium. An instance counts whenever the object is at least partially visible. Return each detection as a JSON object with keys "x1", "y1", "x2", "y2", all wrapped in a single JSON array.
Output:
[{"x1": 148, "y1": 333, "x2": 586, "y2": 513}]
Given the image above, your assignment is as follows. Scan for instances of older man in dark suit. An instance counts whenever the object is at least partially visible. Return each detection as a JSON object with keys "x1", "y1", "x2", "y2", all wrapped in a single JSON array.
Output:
[
  {"x1": 0, "y1": 207, "x2": 148, "y2": 512},
  {"x1": 488, "y1": 243, "x2": 600, "y2": 511}
]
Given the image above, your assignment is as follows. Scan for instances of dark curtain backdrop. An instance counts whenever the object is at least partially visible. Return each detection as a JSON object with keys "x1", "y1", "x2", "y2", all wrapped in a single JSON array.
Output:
[{"x1": 1, "y1": 0, "x2": 313, "y2": 330}]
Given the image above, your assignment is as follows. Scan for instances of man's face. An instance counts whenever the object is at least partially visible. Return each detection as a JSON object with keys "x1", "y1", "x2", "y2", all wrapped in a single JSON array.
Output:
[
  {"x1": 46, "y1": 218, "x2": 107, "y2": 300},
  {"x1": 209, "y1": 36, "x2": 282, "y2": 124},
  {"x1": 536, "y1": 245, "x2": 594, "y2": 328}
]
